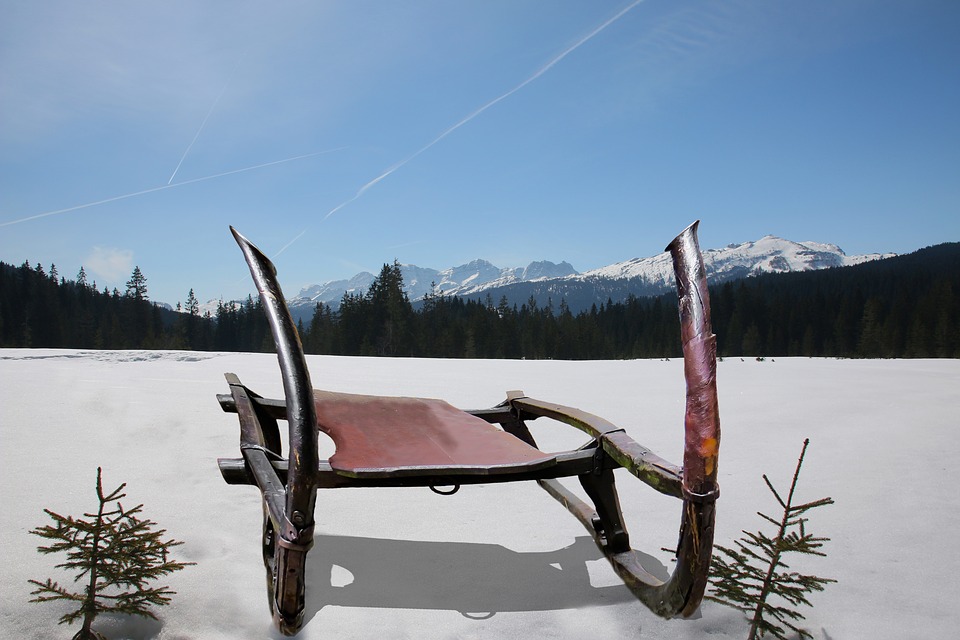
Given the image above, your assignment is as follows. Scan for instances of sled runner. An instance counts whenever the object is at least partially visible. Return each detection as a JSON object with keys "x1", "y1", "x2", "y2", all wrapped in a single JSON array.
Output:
[{"x1": 217, "y1": 222, "x2": 721, "y2": 635}]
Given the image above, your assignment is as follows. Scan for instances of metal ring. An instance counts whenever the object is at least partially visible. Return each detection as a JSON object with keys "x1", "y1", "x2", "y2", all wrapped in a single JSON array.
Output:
[
  {"x1": 461, "y1": 611, "x2": 495, "y2": 620},
  {"x1": 429, "y1": 484, "x2": 460, "y2": 496},
  {"x1": 682, "y1": 484, "x2": 720, "y2": 503}
]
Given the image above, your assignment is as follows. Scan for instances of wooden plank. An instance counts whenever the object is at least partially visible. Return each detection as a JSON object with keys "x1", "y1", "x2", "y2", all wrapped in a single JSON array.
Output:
[{"x1": 313, "y1": 390, "x2": 557, "y2": 476}]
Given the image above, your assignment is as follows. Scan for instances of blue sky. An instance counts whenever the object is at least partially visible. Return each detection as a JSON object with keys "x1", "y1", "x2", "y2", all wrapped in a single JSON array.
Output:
[{"x1": 2, "y1": 0, "x2": 958, "y2": 307}]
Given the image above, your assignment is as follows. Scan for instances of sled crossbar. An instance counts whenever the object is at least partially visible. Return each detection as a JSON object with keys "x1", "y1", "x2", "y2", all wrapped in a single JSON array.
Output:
[{"x1": 218, "y1": 222, "x2": 720, "y2": 635}]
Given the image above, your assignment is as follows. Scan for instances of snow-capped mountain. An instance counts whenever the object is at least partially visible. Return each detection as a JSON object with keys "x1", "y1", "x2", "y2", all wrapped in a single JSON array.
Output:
[
  {"x1": 287, "y1": 259, "x2": 578, "y2": 315},
  {"x1": 275, "y1": 235, "x2": 892, "y2": 319},
  {"x1": 292, "y1": 272, "x2": 377, "y2": 309},
  {"x1": 578, "y1": 235, "x2": 893, "y2": 292}
]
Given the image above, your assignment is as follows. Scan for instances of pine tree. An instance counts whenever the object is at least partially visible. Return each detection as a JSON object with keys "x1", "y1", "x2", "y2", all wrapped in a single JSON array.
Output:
[
  {"x1": 28, "y1": 468, "x2": 193, "y2": 640},
  {"x1": 124, "y1": 266, "x2": 148, "y2": 301},
  {"x1": 185, "y1": 288, "x2": 199, "y2": 316},
  {"x1": 707, "y1": 439, "x2": 835, "y2": 640},
  {"x1": 366, "y1": 260, "x2": 413, "y2": 356}
]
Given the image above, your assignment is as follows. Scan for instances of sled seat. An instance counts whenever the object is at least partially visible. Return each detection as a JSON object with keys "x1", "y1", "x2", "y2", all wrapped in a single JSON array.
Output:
[{"x1": 313, "y1": 390, "x2": 556, "y2": 477}]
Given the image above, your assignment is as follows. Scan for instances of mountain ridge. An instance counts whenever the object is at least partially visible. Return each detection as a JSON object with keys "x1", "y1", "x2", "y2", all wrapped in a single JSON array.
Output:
[{"x1": 280, "y1": 234, "x2": 893, "y2": 318}]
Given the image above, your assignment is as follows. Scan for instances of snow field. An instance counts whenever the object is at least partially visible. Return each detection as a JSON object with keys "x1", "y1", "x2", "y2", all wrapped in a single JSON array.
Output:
[{"x1": 1, "y1": 350, "x2": 957, "y2": 639}]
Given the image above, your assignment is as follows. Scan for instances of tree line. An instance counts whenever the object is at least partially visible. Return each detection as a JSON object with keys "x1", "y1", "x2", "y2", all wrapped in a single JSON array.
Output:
[
  {"x1": 2, "y1": 242, "x2": 957, "y2": 358},
  {"x1": 0, "y1": 261, "x2": 266, "y2": 352}
]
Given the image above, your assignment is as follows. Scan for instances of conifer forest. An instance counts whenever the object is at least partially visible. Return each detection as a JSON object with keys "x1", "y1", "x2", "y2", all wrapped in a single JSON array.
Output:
[{"x1": 2, "y1": 243, "x2": 958, "y2": 359}]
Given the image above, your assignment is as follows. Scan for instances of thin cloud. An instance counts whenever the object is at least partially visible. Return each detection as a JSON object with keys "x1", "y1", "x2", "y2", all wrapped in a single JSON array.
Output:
[
  {"x1": 86, "y1": 246, "x2": 134, "y2": 284},
  {"x1": 0, "y1": 3, "x2": 245, "y2": 144}
]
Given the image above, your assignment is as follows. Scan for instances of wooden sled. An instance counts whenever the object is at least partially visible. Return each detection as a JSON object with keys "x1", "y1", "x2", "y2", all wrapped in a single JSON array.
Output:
[{"x1": 217, "y1": 222, "x2": 721, "y2": 635}]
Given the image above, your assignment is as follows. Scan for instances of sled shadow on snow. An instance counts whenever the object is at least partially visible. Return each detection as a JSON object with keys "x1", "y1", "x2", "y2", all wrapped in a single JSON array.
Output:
[
  {"x1": 86, "y1": 612, "x2": 164, "y2": 639},
  {"x1": 298, "y1": 534, "x2": 670, "y2": 627}
]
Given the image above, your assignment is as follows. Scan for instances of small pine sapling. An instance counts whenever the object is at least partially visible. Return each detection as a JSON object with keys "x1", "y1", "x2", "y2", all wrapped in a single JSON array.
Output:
[
  {"x1": 28, "y1": 467, "x2": 194, "y2": 640},
  {"x1": 707, "y1": 439, "x2": 835, "y2": 640}
]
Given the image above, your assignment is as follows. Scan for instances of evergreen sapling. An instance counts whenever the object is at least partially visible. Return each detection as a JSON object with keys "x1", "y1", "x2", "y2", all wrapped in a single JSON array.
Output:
[
  {"x1": 28, "y1": 467, "x2": 193, "y2": 640},
  {"x1": 707, "y1": 439, "x2": 835, "y2": 640}
]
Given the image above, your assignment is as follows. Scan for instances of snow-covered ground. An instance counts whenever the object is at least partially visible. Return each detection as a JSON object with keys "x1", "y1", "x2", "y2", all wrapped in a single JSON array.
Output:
[{"x1": 1, "y1": 350, "x2": 957, "y2": 639}]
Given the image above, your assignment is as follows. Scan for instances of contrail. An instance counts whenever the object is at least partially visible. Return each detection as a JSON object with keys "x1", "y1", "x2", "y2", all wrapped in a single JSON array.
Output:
[
  {"x1": 326, "y1": 0, "x2": 645, "y2": 214},
  {"x1": 0, "y1": 149, "x2": 344, "y2": 228},
  {"x1": 275, "y1": 0, "x2": 643, "y2": 256},
  {"x1": 167, "y1": 83, "x2": 228, "y2": 185},
  {"x1": 167, "y1": 52, "x2": 247, "y2": 185},
  {"x1": 275, "y1": 228, "x2": 309, "y2": 256},
  {"x1": 276, "y1": 0, "x2": 641, "y2": 257}
]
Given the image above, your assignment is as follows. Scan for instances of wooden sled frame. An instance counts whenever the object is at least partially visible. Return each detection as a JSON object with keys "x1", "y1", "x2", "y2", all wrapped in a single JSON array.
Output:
[{"x1": 217, "y1": 222, "x2": 720, "y2": 635}]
